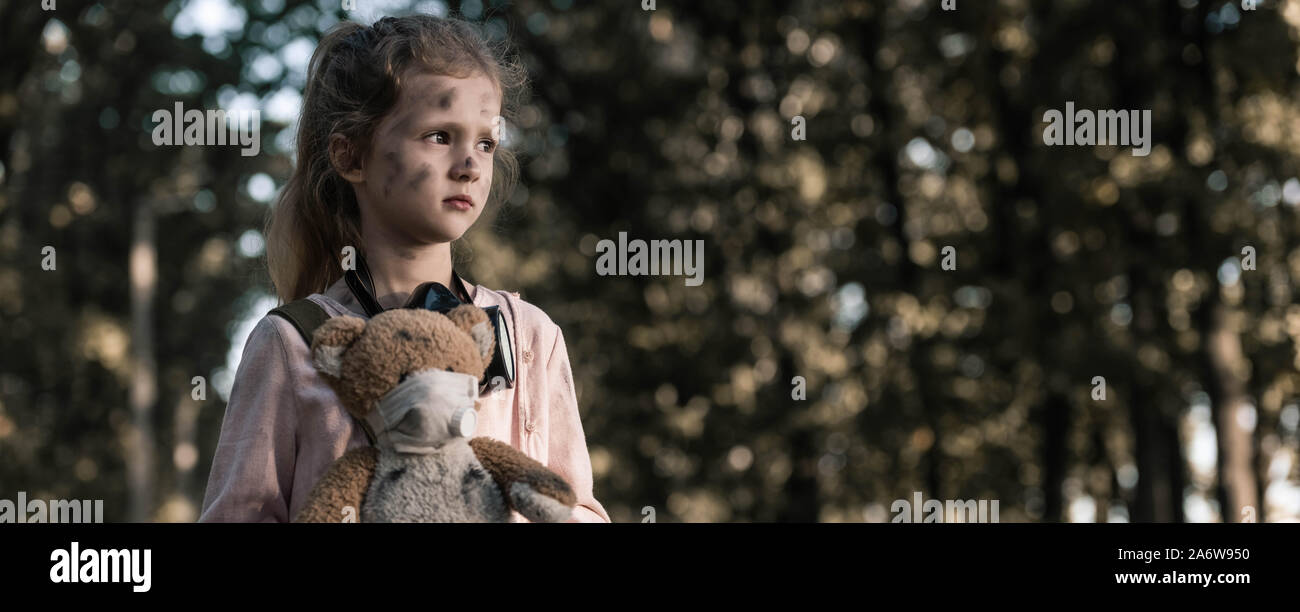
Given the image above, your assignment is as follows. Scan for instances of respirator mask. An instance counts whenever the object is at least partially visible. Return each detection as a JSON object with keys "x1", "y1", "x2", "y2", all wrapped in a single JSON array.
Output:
[{"x1": 363, "y1": 369, "x2": 479, "y2": 453}]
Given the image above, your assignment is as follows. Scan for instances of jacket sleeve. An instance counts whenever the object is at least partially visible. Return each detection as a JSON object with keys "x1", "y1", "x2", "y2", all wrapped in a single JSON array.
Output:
[
  {"x1": 197, "y1": 316, "x2": 299, "y2": 523},
  {"x1": 543, "y1": 327, "x2": 612, "y2": 523}
]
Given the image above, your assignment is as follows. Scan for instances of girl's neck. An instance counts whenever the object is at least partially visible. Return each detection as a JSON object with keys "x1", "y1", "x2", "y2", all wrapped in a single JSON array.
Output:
[{"x1": 362, "y1": 241, "x2": 459, "y2": 310}]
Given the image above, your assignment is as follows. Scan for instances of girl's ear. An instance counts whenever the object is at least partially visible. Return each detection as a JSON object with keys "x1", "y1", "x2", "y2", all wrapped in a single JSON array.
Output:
[
  {"x1": 311, "y1": 315, "x2": 367, "y2": 380},
  {"x1": 329, "y1": 133, "x2": 365, "y2": 184}
]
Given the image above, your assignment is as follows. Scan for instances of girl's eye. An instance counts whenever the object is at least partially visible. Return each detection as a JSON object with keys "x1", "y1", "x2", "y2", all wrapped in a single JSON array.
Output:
[{"x1": 424, "y1": 132, "x2": 494, "y2": 152}]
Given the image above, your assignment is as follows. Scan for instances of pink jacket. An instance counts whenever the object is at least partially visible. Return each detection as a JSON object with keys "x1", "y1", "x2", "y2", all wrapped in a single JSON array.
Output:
[{"x1": 198, "y1": 276, "x2": 611, "y2": 523}]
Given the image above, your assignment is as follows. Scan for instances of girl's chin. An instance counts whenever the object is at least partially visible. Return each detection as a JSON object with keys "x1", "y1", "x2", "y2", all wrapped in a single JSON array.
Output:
[{"x1": 412, "y1": 223, "x2": 471, "y2": 243}]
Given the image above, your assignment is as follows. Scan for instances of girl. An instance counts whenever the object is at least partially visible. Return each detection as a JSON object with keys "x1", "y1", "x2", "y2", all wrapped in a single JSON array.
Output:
[{"x1": 198, "y1": 15, "x2": 609, "y2": 523}]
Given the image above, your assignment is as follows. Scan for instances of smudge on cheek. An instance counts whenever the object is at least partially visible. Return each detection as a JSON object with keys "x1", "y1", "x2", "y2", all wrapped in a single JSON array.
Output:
[
  {"x1": 408, "y1": 163, "x2": 431, "y2": 192},
  {"x1": 383, "y1": 150, "x2": 403, "y2": 199}
]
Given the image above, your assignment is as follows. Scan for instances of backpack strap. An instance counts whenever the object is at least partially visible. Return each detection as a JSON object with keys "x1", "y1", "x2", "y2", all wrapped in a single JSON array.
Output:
[
  {"x1": 268, "y1": 299, "x2": 378, "y2": 447},
  {"x1": 268, "y1": 299, "x2": 331, "y2": 348}
]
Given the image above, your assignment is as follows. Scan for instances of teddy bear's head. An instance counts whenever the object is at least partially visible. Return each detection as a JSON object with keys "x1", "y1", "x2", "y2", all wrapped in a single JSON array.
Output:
[{"x1": 308, "y1": 304, "x2": 495, "y2": 419}]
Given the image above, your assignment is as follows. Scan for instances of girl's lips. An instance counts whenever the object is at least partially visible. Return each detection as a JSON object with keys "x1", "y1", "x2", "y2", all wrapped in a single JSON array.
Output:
[{"x1": 442, "y1": 198, "x2": 472, "y2": 211}]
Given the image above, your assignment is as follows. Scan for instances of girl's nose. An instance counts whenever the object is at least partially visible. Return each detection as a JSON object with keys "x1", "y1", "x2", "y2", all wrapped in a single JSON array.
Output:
[{"x1": 451, "y1": 155, "x2": 480, "y2": 182}]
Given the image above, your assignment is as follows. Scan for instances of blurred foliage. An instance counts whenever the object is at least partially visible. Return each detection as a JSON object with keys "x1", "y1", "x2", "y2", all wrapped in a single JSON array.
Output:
[{"x1": 2, "y1": 0, "x2": 1300, "y2": 522}]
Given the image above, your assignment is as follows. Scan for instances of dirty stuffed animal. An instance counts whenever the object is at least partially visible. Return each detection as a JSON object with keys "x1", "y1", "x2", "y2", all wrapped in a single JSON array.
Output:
[{"x1": 292, "y1": 305, "x2": 577, "y2": 523}]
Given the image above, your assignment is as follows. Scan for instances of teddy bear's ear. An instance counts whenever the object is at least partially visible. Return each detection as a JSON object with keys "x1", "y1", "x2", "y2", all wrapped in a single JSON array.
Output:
[
  {"x1": 310, "y1": 315, "x2": 366, "y2": 380},
  {"x1": 444, "y1": 304, "x2": 495, "y2": 372}
]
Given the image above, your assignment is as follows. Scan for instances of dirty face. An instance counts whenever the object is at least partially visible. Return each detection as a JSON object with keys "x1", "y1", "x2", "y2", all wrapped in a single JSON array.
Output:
[{"x1": 355, "y1": 71, "x2": 501, "y2": 245}]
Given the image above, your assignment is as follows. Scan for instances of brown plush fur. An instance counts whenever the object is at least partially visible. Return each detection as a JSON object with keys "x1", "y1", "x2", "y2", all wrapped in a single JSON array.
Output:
[
  {"x1": 469, "y1": 437, "x2": 578, "y2": 506},
  {"x1": 292, "y1": 304, "x2": 576, "y2": 522},
  {"x1": 312, "y1": 305, "x2": 493, "y2": 419},
  {"x1": 294, "y1": 446, "x2": 379, "y2": 522}
]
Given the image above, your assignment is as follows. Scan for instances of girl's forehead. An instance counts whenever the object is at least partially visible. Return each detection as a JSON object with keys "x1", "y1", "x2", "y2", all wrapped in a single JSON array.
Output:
[{"x1": 398, "y1": 71, "x2": 501, "y2": 113}]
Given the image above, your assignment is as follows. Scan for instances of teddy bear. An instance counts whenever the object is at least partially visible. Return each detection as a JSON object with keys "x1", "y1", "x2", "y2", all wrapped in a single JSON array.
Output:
[{"x1": 291, "y1": 304, "x2": 577, "y2": 523}]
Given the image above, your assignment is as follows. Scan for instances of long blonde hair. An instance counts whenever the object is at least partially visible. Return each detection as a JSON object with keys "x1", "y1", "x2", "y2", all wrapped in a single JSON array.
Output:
[{"x1": 265, "y1": 15, "x2": 528, "y2": 303}]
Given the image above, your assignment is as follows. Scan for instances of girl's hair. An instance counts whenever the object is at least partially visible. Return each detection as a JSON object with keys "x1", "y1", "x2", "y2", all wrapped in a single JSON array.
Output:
[{"x1": 265, "y1": 14, "x2": 528, "y2": 303}]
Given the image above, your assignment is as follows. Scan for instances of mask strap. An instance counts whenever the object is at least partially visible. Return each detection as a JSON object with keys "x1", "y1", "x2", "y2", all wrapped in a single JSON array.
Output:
[
  {"x1": 344, "y1": 254, "x2": 386, "y2": 318},
  {"x1": 362, "y1": 405, "x2": 388, "y2": 448},
  {"x1": 346, "y1": 253, "x2": 472, "y2": 316},
  {"x1": 451, "y1": 269, "x2": 474, "y2": 303}
]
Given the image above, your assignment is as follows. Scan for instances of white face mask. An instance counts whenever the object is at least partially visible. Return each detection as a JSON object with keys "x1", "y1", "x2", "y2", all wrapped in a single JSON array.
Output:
[{"x1": 365, "y1": 369, "x2": 479, "y2": 454}]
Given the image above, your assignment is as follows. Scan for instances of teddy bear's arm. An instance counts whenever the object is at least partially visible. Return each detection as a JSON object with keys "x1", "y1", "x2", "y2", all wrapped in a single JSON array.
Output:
[
  {"x1": 292, "y1": 446, "x2": 379, "y2": 523},
  {"x1": 468, "y1": 437, "x2": 577, "y2": 523}
]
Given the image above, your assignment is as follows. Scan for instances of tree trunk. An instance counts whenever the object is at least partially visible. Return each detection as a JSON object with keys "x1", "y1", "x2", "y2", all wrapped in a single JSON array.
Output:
[
  {"x1": 1202, "y1": 301, "x2": 1258, "y2": 522},
  {"x1": 1129, "y1": 385, "x2": 1184, "y2": 522},
  {"x1": 127, "y1": 201, "x2": 157, "y2": 522}
]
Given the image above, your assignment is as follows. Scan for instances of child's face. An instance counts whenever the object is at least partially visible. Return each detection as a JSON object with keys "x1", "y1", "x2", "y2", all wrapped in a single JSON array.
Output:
[{"x1": 354, "y1": 71, "x2": 501, "y2": 246}]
